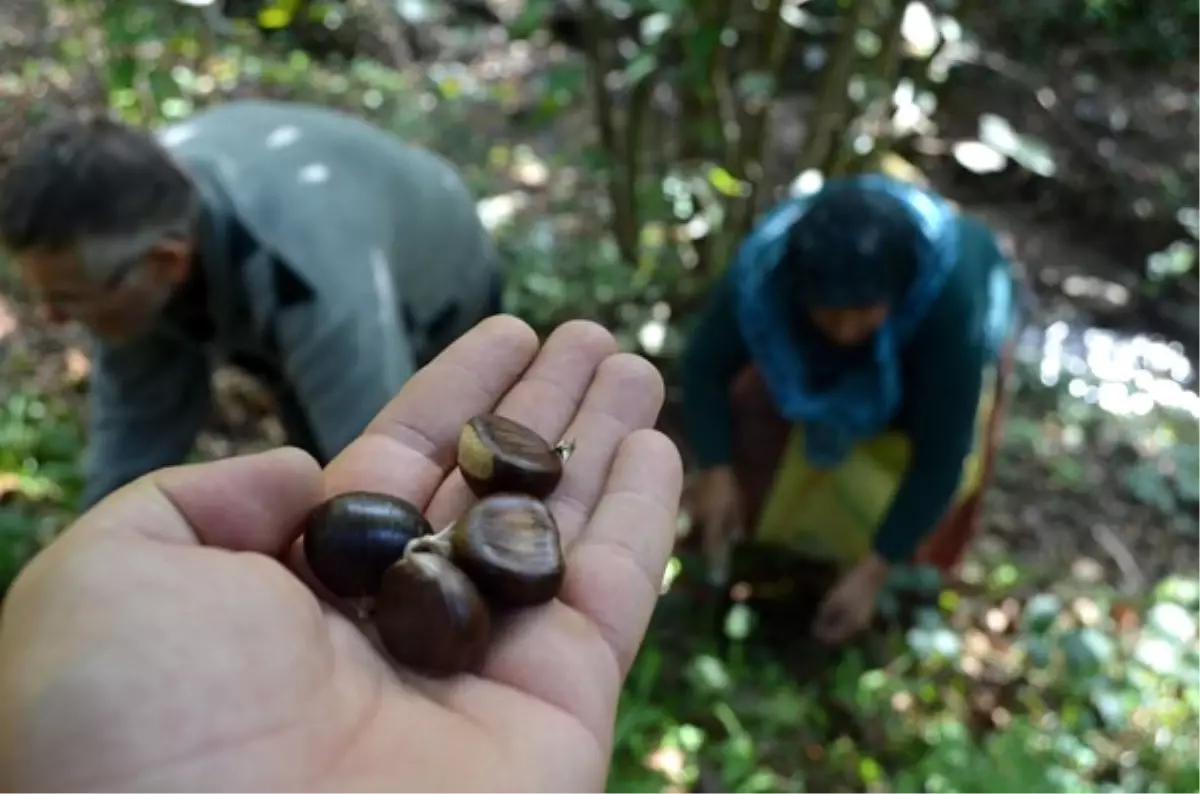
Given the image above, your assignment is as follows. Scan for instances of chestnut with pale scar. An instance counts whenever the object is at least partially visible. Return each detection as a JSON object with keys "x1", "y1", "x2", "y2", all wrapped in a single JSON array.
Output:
[{"x1": 457, "y1": 413, "x2": 574, "y2": 499}]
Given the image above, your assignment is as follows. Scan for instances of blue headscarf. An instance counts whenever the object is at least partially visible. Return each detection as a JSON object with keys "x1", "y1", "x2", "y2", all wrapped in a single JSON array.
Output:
[{"x1": 730, "y1": 174, "x2": 960, "y2": 468}]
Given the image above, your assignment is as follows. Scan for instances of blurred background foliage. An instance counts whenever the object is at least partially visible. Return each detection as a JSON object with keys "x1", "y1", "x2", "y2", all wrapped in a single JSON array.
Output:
[{"x1": 0, "y1": 0, "x2": 1197, "y2": 790}]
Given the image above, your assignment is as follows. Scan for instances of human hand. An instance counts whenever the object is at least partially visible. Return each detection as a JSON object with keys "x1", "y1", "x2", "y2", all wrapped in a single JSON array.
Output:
[
  {"x1": 811, "y1": 553, "x2": 890, "y2": 645},
  {"x1": 693, "y1": 466, "x2": 742, "y2": 584},
  {"x1": 0, "y1": 316, "x2": 683, "y2": 793}
]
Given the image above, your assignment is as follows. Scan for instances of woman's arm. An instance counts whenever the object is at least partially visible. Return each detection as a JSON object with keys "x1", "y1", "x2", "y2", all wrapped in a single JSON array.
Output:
[
  {"x1": 871, "y1": 307, "x2": 986, "y2": 564},
  {"x1": 872, "y1": 212, "x2": 1015, "y2": 563},
  {"x1": 679, "y1": 270, "x2": 753, "y2": 469}
]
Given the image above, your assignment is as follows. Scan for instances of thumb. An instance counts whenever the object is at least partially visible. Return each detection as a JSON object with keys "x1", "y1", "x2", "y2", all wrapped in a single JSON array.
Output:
[{"x1": 81, "y1": 447, "x2": 324, "y2": 556}]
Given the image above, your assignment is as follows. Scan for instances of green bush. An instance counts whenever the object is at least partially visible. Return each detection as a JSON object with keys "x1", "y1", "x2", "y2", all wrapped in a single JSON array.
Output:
[{"x1": 0, "y1": 389, "x2": 85, "y2": 596}]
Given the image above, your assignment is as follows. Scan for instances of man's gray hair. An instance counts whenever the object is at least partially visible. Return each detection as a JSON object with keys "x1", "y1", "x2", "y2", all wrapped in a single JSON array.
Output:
[
  {"x1": 0, "y1": 111, "x2": 201, "y2": 281},
  {"x1": 76, "y1": 219, "x2": 198, "y2": 284}
]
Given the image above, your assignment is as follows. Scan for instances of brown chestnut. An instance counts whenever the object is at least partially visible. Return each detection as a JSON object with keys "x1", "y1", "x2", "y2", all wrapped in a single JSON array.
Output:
[
  {"x1": 373, "y1": 551, "x2": 491, "y2": 677},
  {"x1": 457, "y1": 414, "x2": 573, "y2": 499},
  {"x1": 448, "y1": 492, "x2": 565, "y2": 608},
  {"x1": 303, "y1": 491, "x2": 432, "y2": 600}
]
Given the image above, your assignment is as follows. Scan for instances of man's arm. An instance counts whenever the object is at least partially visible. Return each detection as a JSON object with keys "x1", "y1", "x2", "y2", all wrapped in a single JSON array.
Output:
[
  {"x1": 81, "y1": 335, "x2": 212, "y2": 509},
  {"x1": 270, "y1": 272, "x2": 417, "y2": 463}
]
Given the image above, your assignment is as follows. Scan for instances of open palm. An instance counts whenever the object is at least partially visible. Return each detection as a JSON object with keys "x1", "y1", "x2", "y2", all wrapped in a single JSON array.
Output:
[{"x1": 0, "y1": 317, "x2": 683, "y2": 792}]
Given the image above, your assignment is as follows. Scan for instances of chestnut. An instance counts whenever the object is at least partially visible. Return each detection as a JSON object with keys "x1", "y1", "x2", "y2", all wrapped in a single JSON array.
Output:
[
  {"x1": 448, "y1": 492, "x2": 565, "y2": 608},
  {"x1": 457, "y1": 413, "x2": 574, "y2": 499},
  {"x1": 373, "y1": 551, "x2": 491, "y2": 677},
  {"x1": 302, "y1": 491, "x2": 432, "y2": 600}
]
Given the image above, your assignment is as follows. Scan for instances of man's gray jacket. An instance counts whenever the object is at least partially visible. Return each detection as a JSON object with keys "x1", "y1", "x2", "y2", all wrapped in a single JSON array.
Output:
[{"x1": 81, "y1": 100, "x2": 500, "y2": 508}]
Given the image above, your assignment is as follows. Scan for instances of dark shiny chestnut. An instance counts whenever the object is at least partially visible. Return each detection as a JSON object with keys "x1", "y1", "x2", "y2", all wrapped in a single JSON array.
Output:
[
  {"x1": 373, "y1": 551, "x2": 491, "y2": 677},
  {"x1": 449, "y1": 492, "x2": 565, "y2": 608},
  {"x1": 302, "y1": 491, "x2": 432, "y2": 600},
  {"x1": 457, "y1": 414, "x2": 569, "y2": 499}
]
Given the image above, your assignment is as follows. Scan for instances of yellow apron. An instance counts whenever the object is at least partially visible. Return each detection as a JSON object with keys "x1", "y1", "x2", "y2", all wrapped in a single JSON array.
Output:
[{"x1": 753, "y1": 364, "x2": 998, "y2": 567}]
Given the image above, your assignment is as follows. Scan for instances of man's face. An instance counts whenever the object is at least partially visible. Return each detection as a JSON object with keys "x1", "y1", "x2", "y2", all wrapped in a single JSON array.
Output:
[
  {"x1": 808, "y1": 303, "x2": 890, "y2": 347},
  {"x1": 12, "y1": 241, "x2": 192, "y2": 345}
]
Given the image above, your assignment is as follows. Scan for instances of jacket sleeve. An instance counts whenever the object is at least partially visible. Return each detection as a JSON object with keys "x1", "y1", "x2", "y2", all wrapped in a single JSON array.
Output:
[
  {"x1": 269, "y1": 253, "x2": 417, "y2": 462},
  {"x1": 81, "y1": 334, "x2": 212, "y2": 509},
  {"x1": 871, "y1": 303, "x2": 985, "y2": 563},
  {"x1": 679, "y1": 269, "x2": 752, "y2": 469}
]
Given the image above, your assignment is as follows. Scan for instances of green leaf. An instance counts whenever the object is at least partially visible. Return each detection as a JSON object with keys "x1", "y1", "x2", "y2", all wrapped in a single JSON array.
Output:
[
  {"x1": 1155, "y1": 576, "x2": 1200, "y2": 609},
  {"x1": 906, "y1": 626, "x2": 963, "y2": 660},
  {"x1": 623, "y1": 52, "x2": 658, "y2": 86},
  {"x1": 1134, "y1": 635, "x2": 1182, "y2": 676},
  {"x1": 859, "y1": 757, "x2": 884, "y2": 785},
  {"x1": 735, "y1": 71, "x2": 775, "y2": 103},
  {"x1": 1022, "y1": 593, "x2": 1063, "y2": 634},
  {"x1": 1087, "y1": 682, "x2": 1129, "y2": 729},
  {"x1": 506, "y1": 2, "x2": 545, "y2": 40},
  {"x1": 706, "y1": 166, "x2": 746, "y2": 198},
  {"x1": 106, "y1": 56, "x2": 139, "y2": 93},
  {"x1": 1025, "y1": 636, "x2": 1056, "y2": 667},
  {"x1": 1147, "y1": 602, "x2": 1198, "y2": 643},
  {"x1": 687, "y1": 654, "x2": 731, "y2": 692},
  {"x1": 258, "y1": 6, "x2": 294, "y2": 29},
  {"x1": 1061, "y1": 628, "x2": 1115, "y2": 675},
  {"x1": 723, "y1": 602, "x2": 754, "y2": 641}
]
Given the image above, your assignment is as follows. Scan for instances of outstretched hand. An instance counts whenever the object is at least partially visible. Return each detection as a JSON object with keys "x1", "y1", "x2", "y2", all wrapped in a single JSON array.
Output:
[{"x1": 0, "y1": 316, "x2": 683, "y2": 792}]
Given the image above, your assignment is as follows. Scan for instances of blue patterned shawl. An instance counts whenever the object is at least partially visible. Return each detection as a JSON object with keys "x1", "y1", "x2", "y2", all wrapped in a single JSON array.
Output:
[{"x1": 730, "y1": 174, "x2": 961, "y2": 468}]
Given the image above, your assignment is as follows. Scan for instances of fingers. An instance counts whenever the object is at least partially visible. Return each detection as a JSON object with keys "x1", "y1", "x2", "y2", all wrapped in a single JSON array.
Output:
[
  {"x1": 543, "y1": 353, "x2": 666, "y2": 550},
  {"x1": 323, "y1": 315, "x2": 540, "y2": 507},
  {"x1": 422, "y1": 320, "x2": 618, "y2": 528},
  {"x1": 558, "y1": 429, "x2": 683, "y2": 674},
  {"x1": 811, "y1": 598, "x2": 835, "y2": 640},
  {"x1": 80, "y1": 448, "x2": 325, "y2": 556},
  {"x1": 462, "y1": 357, "x2": 669, "y2": 701},
  {"x1": 811, "y1": 608, "x2": 847, "y2": 645},
  {"x1": 811, "y1": 593, "x2": 855, "y2": 645},
  {"x1": 442, "y1": 429, "x2": 682, "y2": 770}
]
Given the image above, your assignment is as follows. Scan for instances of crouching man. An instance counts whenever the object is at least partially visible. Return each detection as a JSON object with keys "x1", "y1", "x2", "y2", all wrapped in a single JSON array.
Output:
[{"x1": 0, "y1": 99, "x2": 504, "y2": 509}]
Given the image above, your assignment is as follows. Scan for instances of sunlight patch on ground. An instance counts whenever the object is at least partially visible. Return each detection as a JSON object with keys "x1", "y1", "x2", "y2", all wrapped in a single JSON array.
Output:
[
  {"x1": 510, "y1": 144, "x2": 549, "y2": 188},
  {"x1": 1060, "y1": 274, "x2": 1129, "y2": 305},
  {"x1": 1022, "y1": 320, "x2": 1199, "y2": 418},
  {"x1": 953, "y1": 140, "x2": 1007, "y2": 173},
  {"x1": 476, "y1": 190, "x2": 529, "y2": 231},
  {"x1": 63, "y1": 348, "x2": 90, "y2": 384},
  {"x1": 900, "y1": 2, "x2": 940, "y2": 58},
  {"x1": 646, "y1": 745, "x2": 687, "y2": 785}
]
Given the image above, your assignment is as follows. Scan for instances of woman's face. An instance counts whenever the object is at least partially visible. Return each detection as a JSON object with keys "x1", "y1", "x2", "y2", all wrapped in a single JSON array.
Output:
[{"x1": 808, "y1": 303, "x2": 890, "y2": 347}]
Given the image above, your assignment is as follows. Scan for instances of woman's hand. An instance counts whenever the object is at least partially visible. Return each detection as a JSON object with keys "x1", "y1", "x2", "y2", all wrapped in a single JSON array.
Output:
[
  {"x1": 693, "y1": 466, "x2": 743, "y2": 582},
  {"x1": 0, "y1": 317, "x2": 683, "y2": 793},
  {"x1": 812, "y1": 552, "x2": 890, "y2": 645}
]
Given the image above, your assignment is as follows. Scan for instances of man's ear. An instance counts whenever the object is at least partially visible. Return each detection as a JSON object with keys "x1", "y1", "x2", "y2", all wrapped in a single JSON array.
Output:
[{"x1": 145, "y1": 237, "x2": 195, "y2": 287}]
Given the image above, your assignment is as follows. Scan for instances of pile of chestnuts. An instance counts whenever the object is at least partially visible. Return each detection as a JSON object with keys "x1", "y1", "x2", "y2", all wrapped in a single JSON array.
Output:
[{"x1": 302, "y1": 414, "x2": 573, "y2": 677}]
